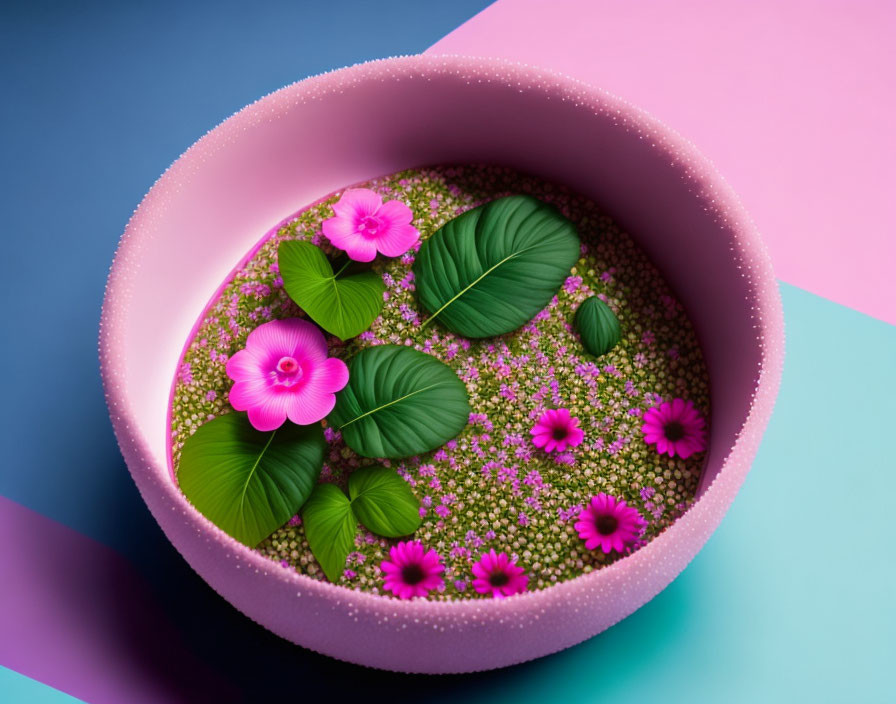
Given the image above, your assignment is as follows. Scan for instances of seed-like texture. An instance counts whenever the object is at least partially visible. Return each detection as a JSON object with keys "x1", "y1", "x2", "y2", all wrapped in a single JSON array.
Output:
[{"x1": 170, "y1": 164, "x2": 711, "y2": 600}]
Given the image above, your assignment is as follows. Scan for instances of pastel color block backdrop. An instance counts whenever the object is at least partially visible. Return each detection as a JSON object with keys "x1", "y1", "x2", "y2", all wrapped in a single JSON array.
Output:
[{"x1": 1, "y1": 1, "x2": 893, "y2": 702}]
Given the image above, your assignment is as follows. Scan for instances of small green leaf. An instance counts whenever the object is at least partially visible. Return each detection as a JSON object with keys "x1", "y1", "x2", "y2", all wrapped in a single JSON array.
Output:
[
  {"x1": 178, "y1": 413, "x2": 325, "y2": 547},
  {"x1": 301, "y1": 483, "x2": 357, "y2": 582},
  {"x1": 278, "y1": 240, "x2": 385, "y2": 340},
  {"x1": 575, "y1": 296, "x2": 622, "y2": 358},
  {"x1": 329, "y1": 345, "x2": 470, "y2": 458},
  {"x1": 413, "y1": 195, "x2": 580, "y2": 338},
  {"x1": 349, "y1": 466, "x2": 421, "y2": 537}
]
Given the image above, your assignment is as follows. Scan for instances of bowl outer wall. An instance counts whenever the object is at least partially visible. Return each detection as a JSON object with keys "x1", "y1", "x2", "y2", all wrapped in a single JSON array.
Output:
[{"x1": 99, "y1": 54, "x2": 784, "y2": 673}]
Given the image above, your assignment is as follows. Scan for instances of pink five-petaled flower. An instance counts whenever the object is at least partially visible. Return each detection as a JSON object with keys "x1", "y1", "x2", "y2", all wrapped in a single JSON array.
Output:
[
  {"x1": 530, "y1": 408, "x2": 585, "y2": 453},
  {"x1": 380, "y1": 540, "x2": 445, "y2": 600},
  {"x1": 225, "y1": 318, "x2": 349, "y2": 431},
  {"x1": 641, "y1": 398, "x2": 707, "y2": 459},
  {"x1": 471, "y1": 550, "x2": 528, "y2": 599},
  {"x1": 322, "y1": 188, "x2": 419, "y2": 263},
  {"x1": 575, "y1": 493, "x2": 646, "y2": 554}
]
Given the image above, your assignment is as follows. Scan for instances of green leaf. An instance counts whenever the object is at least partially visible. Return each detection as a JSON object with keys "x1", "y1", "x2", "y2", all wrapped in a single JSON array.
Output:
[
  {"x1": 575, "y1": 295, "x2": 622, "y2": 358},
  {"x1": 301, "y1": 483, "x2": 357, "y2": 582},
  {"x1": 329, "y1": 345, "x2": 470, "y2": 458},
  {"x1": 278, "y1": 240, "x2": 385, "y2": 340},
  {"x1": 178, "y1": 413, "x2": 326, "y2": 547},
  {"x1": 348, "y1": 466, "x2": 421, "y2": 537},
  {"x1": 302, "y1": 467, "x2": 422, "y2": 580},
  {"x1": 413, "y1": 195, "x2": 580, "y2": 338}
]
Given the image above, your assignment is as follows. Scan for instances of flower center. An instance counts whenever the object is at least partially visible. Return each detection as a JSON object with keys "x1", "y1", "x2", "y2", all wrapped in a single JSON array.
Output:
[
  {"x1": 489, "y1": 571, "x2": 510, "y2": 587},
  {"x1": 596, "y1": 515, "x2": 619, "y2": 535},
  {"x1": 273, "y1": 356, "x2": 303, "y2": 387},
  {"x1": 358, "y1": 215, "x2": 380, "y2": 238},
  {"x1": 664, "y1": 420, "x2": 685, "y2": 441},
  {"x1": 552, "y1": 425, "x2": 568, "y2": 440},
  {"x1": 401, "y1": 563, "x2": 425, "y2": 585},
  {"x1": 277, "y1": 356, "x2": 299, "y2": 374}
]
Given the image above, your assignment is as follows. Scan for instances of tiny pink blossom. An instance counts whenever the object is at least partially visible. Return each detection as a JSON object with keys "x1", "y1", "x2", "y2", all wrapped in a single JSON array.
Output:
[
  {"x1": 575, "y1": 493, "x2": 646, "y2": 554},
  {"x1": 471, "y1": 550, "x2": 528, "y2": 599},
  {"x1": 641, "y1": 398, "x2": 707, "y2": 459},
  {"x1": 380, "y1": 540, "x2": 445, "y2": 600},
  {"x1": 321, "y1": 188, "x2": 419, "y2": 262},
  {"x1": 225, "y1": 318, "x2": 349, "y2": 431},
  {"x1": 530, "y1": 408, "x2": 585, "y2": 453},
  {"x1": 563, "y1": 275, "x2": 583, "y2": 293}
]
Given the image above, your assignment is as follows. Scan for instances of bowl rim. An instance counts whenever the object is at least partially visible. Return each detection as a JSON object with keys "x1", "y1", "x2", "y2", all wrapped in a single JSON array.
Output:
[{"x1": 101, "y1": 54, "x2": 784, "y2": 620}]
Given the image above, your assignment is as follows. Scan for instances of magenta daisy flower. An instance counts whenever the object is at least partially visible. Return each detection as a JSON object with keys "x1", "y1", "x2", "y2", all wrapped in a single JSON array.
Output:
[
  {"x1": 322, "y1": 188, "x2": 420, "y2": 262},
  {"x1": 471, "y1": 550, "x2": 528, "y2": 599},
  {"x1": 225, "y1": 318, "x2": 349, "y2": 431},
  {"x1": 641, "y1": 398, "x2": 707, "y2": 459},
  {"x1": 380, "y1": 540, "x2": 444, "y2": 600},
  {"x1": 574, "y1": 493, "x2": 646, "y2": 554},
  {"x1": 530, "y1": 408, "x2": 585, "y2": 453}
]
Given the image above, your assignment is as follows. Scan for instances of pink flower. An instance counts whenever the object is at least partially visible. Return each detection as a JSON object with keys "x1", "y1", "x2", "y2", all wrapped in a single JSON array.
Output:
[
  {"x1": 575, "y1": 493, "x2": 646, "y2": 554},
  {"x1": 380, "y1": 540, "x2": 445, "y2": 600},
  {"x1": 641, "y1": 398, "x2": 707, "y2": 458},
  {"x1": 530, "y1": 408, "x2": 585, "y2": 453},
  {"x1": 322, "y1": 188, "x2": 419, "y2": 262},
  {"x1": 225, "y1": 318, "x2": 349, "y2": 431},
  {"x1": 471, "y1": 550, "x2": 528, "y2": 599}
]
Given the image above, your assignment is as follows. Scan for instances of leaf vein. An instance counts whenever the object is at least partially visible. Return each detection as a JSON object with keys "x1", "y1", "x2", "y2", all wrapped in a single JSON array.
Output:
[{"x1": 337, "y1": 381, "x2": 454, "y2": 430}]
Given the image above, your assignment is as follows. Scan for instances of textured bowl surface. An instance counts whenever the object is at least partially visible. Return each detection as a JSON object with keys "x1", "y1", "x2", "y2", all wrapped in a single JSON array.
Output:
[{"x1": 100, "y1": 54, "x2": 784, "y2": 673}]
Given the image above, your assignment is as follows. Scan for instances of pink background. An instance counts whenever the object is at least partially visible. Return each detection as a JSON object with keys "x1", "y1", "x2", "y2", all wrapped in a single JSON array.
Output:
[{"x1": 431, "y1": 0, "x2": 896, "y2": 325}]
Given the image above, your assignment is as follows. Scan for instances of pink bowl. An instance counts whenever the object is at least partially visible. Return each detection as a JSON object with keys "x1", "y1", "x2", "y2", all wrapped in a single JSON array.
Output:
[{"x1": 100, "y1": 55, "x2": 784, "y2": 673}]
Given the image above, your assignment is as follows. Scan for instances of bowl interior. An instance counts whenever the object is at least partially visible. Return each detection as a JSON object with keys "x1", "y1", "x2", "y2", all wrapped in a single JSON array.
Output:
[
  {"x1": 101, "y1": 56, "x2": 782, "y2": 672},
  {"x1": 114, "y1": 58, "x2": 764, "y2": 501}
]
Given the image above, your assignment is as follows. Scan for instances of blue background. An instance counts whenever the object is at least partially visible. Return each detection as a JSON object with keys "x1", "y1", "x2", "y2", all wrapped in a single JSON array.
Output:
[{"x1": 2, "y1": 1, "x2": 894, "y2": 702}]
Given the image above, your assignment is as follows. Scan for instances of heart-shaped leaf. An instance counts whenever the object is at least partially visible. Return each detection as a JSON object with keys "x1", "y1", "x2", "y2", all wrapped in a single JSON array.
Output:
[
  {"x1": 278, "y1": 240, "x2": 385, "y2": 340},
  {"x1": 413, "y1": 195, "x2": 580, "y2": 338},
  {"x1": 329, "y1": 345, "x2": 470, "y2": 458},
  {"x1": 301, "y1": 483, "x2": 356, "y2": 582},
  {"x1": 178, "y1": 413, "x2": 326, "y2": 546},
  {"x1": 575, "y1": 296, "x2": 622, "y2": 358},
  {"x1": 301, "y1": 467, "x2": 422, "y2": 582},
  {"x1": 348, "y1": 466, "x2": 421, "y2": 537}
]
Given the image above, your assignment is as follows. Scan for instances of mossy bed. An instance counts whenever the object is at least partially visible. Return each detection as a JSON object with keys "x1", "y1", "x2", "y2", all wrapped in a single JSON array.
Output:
[{"x1": 169, "y1": 164, "x2": 711, "y2": 600}]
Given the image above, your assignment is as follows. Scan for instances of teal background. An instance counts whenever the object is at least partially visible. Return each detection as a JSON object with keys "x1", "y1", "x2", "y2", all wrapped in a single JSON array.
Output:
[
  {"x1": 463, "y1": 283, "x2": 895, "y2": 703},
  {"x1": 0, "y1": 668, "x2": 82, "y2": 704},
  {"x1": 2, "y1": 1, "x2": 894, "y2": 702}
]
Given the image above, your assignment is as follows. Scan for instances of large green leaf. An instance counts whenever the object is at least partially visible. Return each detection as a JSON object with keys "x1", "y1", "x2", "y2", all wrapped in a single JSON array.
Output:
[
  {"x1": 278, "y1": 240, "x2": 385, "y2": 340},
  {"x1": 413, "y1": 195, "x2": 580, "y2": 338},
  {"x1": 328, "y1": 345, "x2": 470, "y2": 458},
  {"x1": 178, "y1": 413, "x2": 326, "y2": 547},
  {"x1": 575, "y1": 295, "x2": 622, "y2": 358},
  {"x1": 348, "y1": 466, "x2": 421, "y2": 537},
  {"x1": 301, "y1": 483, "x2": 357, "y2": 582}
]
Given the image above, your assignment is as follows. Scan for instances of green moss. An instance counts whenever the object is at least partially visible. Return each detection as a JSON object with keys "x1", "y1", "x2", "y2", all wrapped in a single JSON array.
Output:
[{"x1": 170, "y1": 165, "x2": 711, "y2": 599}]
